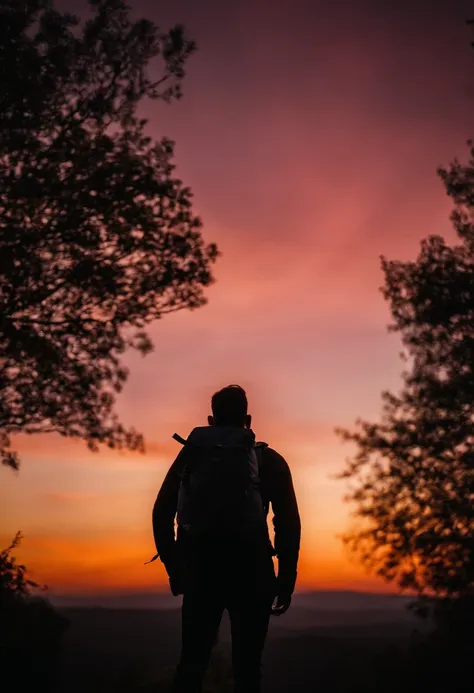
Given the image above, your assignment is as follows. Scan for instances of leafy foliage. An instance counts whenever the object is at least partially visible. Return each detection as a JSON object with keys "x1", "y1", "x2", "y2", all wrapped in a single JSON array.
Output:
[
  {"x1": 0, "y1": 531, "x2": 39, "y2": 602},
  {"x1": 0, "y1": 0, "x2": 218, "y2": 470},
  {"x1": 338, "y1": 143, "x2": 474, "y2": 598}
]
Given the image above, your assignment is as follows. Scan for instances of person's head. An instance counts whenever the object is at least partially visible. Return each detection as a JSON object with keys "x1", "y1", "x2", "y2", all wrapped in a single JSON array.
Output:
[{"x1": 208, "y1": 384, "x2": 251, "y2": 428}]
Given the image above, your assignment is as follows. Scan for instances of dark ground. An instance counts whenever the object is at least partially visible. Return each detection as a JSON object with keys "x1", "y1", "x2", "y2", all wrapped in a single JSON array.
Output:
[{"x1": 55, "y1": 592, "x2": 428, "y2": 693}]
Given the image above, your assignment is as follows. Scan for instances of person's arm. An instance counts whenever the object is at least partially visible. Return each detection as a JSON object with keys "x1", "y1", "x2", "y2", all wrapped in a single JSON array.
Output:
[
  {"x1": 267, "y1": 448, "x2": 301, "y2": 609},
  {"x1": 152, "y1": 449, "x2": 186, "y2": 571}
]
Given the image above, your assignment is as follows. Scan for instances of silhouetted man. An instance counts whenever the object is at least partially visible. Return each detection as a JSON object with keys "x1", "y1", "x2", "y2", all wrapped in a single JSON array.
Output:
[{"x1": 152, "y1": 384, "x2": 301, "y2": 693}]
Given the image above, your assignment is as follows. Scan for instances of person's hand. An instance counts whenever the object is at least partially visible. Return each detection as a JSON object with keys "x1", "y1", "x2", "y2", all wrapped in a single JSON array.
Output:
[
  {"x1": 271, "y1": 593, "x2": 292, "y2": 616},
  {"x1": 169, "y1": 572, "x2": 183, "y2": 597}
]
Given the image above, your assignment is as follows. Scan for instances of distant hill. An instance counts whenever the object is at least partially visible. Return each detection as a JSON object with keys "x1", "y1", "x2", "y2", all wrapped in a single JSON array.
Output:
[
  {"x1": 290, "y1": 590, "x2": 413, "y2": 611},
  {"x1": 50, "y1": 591, "x2": 179, "y2": 610},
  {"x1": 50, "y1": 589, "x2": 413, "y2": 612}
]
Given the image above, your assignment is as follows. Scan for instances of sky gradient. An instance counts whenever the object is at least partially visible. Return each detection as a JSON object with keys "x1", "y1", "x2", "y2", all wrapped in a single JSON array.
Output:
[{"x1": 1, "y1": 0, "x2": 474, "y2": 598}]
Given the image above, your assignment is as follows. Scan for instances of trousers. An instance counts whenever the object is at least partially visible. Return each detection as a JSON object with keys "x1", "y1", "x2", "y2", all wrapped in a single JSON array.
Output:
[
  {"x1": 172, "y1": 586, "x2": 274, "y2": 693},
  {"x1": 171, "y1": 535, "x2": 276, "y2": 693}
]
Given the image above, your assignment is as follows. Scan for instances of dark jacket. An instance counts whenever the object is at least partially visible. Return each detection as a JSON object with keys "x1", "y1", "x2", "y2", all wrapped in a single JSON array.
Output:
[{"x1": 152, "y1": 441, "x2": 301, "y2": 597}]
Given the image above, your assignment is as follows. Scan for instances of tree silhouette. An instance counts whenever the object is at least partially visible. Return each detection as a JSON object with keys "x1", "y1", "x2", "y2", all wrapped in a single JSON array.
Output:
[
  {"x1": 0, "y1": 0, "x2": 218, "y2": 470},
  {"x1": 338, "y1": 144, "x2": 474, "y2": 599}
]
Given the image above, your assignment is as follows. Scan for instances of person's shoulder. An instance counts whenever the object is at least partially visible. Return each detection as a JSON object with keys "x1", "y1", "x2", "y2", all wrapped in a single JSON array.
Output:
[{"x1": 259, "y1": 444, "x2": 290, "y2": 473}]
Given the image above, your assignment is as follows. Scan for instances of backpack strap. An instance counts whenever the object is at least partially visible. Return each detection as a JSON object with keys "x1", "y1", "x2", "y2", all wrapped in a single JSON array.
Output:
[
  {"x1": 172, "y1": 431, "x2": 231, "y2": 451},
  {"x1": 254, "y1": 442, "x2": 274, "y2": 549},
  {"x1": 254, "y1": 441, "x2": 268, "y2": 475},
  {"x1": 173, "y1": 433, "x2": 188, "y2": 446},
  {"x1": 172, "y1": 433, "x2": 198, "y2": 484},
  {"x1": 255, "y1": 440, "x2": 268, "y2": 476}
]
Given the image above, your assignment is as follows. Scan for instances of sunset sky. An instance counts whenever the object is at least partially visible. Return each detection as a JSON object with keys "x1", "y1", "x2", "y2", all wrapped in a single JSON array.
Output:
[{"x1": 1, "y1": 0, "x2": 474, "y2": 599}]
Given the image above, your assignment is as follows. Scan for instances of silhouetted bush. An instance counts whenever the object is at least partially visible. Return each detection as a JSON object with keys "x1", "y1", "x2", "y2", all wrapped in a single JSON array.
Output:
[
  {"x1": 362, "y1": 597, "x2": 474, "y2": 693},
  {"x1": 0, "y1": 533, "x2": 69, "y2": 691}
]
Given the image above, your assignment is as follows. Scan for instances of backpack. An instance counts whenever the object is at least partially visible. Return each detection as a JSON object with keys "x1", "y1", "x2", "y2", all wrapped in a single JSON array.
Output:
[{"x1": 173, "y1": 426, "x2": 268, "y2": 538}]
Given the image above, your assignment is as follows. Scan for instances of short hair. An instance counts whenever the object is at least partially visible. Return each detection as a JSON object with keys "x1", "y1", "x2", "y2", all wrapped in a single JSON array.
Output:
[{"x1": 211, "y1": 384, "x2": 248, "y2": 426}]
